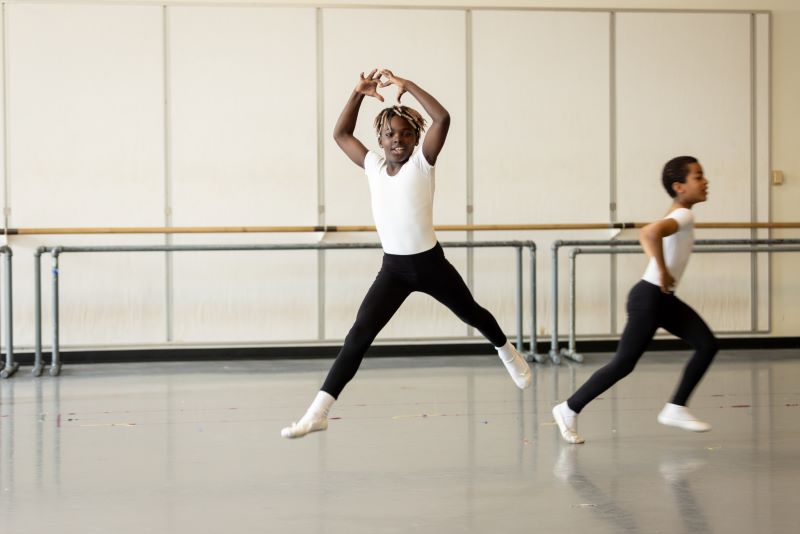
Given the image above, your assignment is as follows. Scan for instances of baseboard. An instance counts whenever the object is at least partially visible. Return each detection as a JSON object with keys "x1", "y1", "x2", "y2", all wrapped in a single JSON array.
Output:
[{"x1": 5, "y1": 337, "x2": 800, "y2": 365}]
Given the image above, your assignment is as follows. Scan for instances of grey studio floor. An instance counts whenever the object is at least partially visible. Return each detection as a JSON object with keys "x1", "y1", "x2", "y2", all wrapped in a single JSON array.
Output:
[{"x1": 1, "y1": 349, "x2": 799, "y2": 534}]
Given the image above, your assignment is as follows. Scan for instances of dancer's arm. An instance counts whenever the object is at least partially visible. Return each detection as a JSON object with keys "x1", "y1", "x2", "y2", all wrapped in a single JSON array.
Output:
[
  {"x1": 639, "y1": 219, "x2": 679, "y2": 293},
  {"x1": 379, "y1": 69, "x2": 450, "y2": 165},
  {"x1": 333, "y1": 70, "x2": 384, "y2": 168}
]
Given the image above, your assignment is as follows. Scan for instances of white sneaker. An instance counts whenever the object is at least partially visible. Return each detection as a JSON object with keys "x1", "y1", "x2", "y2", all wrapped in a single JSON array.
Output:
[
  {"x1": 657, "y1": 403, "x2": 711, "y2": 433},
  {"x1": 281, "y1": 414, "x2": 328, "y2": 439},
  {"x1": 552, "y1": 402, "x2": 585, "y2": 444},
  {"x1": 497, "y1": 342, "x2": 532, "y2": 390}
]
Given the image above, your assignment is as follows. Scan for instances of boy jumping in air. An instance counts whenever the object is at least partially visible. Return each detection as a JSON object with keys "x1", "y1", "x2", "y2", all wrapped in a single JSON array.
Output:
[{"x1": 282, "y1": 69, "x2": 531, "y2": 439}]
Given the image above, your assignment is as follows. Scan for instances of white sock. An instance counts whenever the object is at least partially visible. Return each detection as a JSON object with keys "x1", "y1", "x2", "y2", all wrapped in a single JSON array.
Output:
[
  {"x1": 552, "y1": 401, "x2": 584, "y2": 444},
  {"x1": 281, "y1": 391, "x2": 335, "y2": 439},
  {"x1": 657, "y1": 403, "x2": 711, "y2": 433},
  {"x1": 496, "y1": 341, "x2": 532, "y2": 389},
  {"x1": 308, "y1": 391, "x2": 335, "y2": 418}
]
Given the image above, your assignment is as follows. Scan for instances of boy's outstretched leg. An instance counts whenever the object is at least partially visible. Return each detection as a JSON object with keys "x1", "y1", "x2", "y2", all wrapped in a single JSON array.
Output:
[
  {"x1": 281, "y1": 268, "x2": 410, "y2": 439},
  {"x1": 422, "y1": 251, "x2": 531, "y2": 389},
  {"x1": 657, "y1": 295, "x2": 717, "y2": 433}
]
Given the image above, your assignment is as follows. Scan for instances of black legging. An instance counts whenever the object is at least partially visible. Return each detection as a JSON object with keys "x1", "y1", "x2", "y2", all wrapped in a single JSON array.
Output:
[
  {"x1": 321, "y1": 243, "x2": 507, "y2": 398},
  {"x1": 567, "y1": 280, "x2": 718, "y2": 413}
]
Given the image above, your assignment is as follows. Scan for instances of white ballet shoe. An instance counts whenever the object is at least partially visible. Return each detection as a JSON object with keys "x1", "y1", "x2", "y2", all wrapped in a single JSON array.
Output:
[
  {"x1": 281, "y1": 414, "x2": 328, "y2": 439},
  {"x1": 657, "y1": 403, "x2": 711, "y2": 433},
  {"x1": 552, "y1": 402, "x2": 585, "y2": 444},
  {"x1": 497, "y1": 342, "x2": 532, "y2": 389}
]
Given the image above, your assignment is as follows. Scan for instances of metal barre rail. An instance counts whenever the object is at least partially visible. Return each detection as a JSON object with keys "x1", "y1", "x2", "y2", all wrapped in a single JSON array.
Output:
[
  {"x1": 33, "y1": 240, "x2": 543, "y2": 377},
  {"x1": 0, "y1": 247, "x2": 15, "y2": 378},
  {"x1": 565, "y1": 244, "x2": 800, "y2": 362},
  {"x1": 7, "y1": 221, "x2": 800, "y2": 235},
  {"x1": 549, "y1": 239, "x2": 800, "y2": 364}
]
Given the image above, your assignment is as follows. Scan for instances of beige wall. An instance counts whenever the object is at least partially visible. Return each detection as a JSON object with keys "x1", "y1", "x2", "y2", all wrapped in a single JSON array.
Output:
[
  {"x1": 2, "y1": 0, "x2": 797, "y2": 352},
  {"x1": 286, "y1": 0, "x2": 799, "y2": 338}
]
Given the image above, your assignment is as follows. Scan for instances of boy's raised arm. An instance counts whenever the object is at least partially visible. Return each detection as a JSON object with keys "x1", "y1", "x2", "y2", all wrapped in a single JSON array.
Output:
[
  {"x1": 333, "y1": 70, "x2": 383, "y2": 169},
  {"x1": 379, "y1": 69, "x2": 450, "y2": 166}
]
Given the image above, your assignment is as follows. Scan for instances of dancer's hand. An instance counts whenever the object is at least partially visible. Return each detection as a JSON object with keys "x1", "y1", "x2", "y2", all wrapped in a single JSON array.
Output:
[
  {"x1": 356, "y1": 69, "x2": 384, "y2": 102},
  {"x1": 659, "y1": 269, "x2": 675, "y2": 293},
  {"x1": 378, "y1": 69, "x2": 409, "y2": 102}
]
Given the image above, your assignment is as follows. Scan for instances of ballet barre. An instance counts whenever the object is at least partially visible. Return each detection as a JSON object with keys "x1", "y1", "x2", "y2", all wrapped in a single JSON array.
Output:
[
  {"x1": 6, "y1": 221, "x2": 800, "y2": 235},
  {"x1": 559, "y1": 240, "x2": 800, "y2": 364},
  {"x1": 0, "y1": 247, "x2": 15, "y2": 378},
  {"x1": 32, "y1": 240, "x2": 542, "y2": 377}
]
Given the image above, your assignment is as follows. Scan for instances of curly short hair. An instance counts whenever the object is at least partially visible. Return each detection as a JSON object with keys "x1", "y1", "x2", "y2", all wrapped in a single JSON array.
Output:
[{"x1": 662, "y1": 156, "x2": 698, "y2": 198}]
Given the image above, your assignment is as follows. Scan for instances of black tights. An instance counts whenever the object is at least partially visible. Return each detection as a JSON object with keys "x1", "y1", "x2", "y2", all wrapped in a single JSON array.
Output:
[
  {"x1": 321, "y1": 243, "x2": 507, "y2": 399},
  {"x1": 567, "y1": 280, "x2": 718, "y2": 413}
]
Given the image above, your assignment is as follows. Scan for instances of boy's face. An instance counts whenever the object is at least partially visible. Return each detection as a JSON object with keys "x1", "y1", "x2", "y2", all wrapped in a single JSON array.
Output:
[
  {"x1": 673, "y1": 162, "x2": 709, "y2": 205},
  {"x1": 378, "y1": 115, "x2": 418, "y2": 164}
]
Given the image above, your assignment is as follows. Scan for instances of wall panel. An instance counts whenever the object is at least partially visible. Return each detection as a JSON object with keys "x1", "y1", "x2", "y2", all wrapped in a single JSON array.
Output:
[
  {"x1": 472, "y1": 11, "x2": 612, "y2": 338},
  {"x1": 616, "y1": 12, "x2": 754, "y2": 332},
  {"x1": 168, "y1": 7, "x2": 318, "y2": 342},
  {"x1": 6, "y1": 4, "x2": 167, "y2": 345}
]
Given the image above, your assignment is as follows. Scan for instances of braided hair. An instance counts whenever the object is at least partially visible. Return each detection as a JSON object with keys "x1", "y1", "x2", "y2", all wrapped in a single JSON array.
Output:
[{"x1": 374, "y1": 106, "x2": 427, "y2": 143}]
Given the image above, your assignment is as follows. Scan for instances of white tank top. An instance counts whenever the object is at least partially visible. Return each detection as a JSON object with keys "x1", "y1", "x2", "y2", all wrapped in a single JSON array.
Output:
[
  {"x1": 641, "y1": 207, "x2": 695, "y2": 291},
  {"x1": 364, "y1": 149, "x2": 438, "y2": 255}
]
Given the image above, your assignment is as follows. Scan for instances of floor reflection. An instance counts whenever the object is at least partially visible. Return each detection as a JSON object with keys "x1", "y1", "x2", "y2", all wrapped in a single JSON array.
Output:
[{"x1": 0, "y1": 351, "x2": 796, "y2": 534}]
